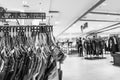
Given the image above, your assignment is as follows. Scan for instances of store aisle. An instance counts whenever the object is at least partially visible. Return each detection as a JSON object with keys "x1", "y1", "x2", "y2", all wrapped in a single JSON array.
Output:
[{"x1": 62, "y1": 54, "x2": 120, "y2": 80}]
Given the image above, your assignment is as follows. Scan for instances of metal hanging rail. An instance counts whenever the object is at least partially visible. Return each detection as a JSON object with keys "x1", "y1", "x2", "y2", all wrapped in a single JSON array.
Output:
[
  {"x1": 97, "y1": 26, "x2": 120, "y2": 33},
  {"x1": 85, "y1": 22, "x2": 120, "y2": 35},
  {"x1": 80, "y1": 19, "x2": 120, "y2": 22},
  {"x1": 89, "y1": 11, "x2": 120, "y2": 16}
]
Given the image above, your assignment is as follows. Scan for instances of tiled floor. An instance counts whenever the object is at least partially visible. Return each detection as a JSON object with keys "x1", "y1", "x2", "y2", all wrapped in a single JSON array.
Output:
[{"x1": 61, "y1": 54, "x2": 120, "y2": 80}]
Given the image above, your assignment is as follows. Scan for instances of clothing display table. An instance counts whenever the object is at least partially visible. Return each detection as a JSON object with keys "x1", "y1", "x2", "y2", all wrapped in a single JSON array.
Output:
[{"x1": 112, "y1": 52, "x2": 120, "y2": 66}]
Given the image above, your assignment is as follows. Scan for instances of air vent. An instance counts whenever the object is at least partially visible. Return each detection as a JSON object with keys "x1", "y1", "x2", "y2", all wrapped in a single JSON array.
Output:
[
  {"x1": 49, "y1": 11, "x2": 59, "y2": 13},
  {"x1": 23, "y1": 5, "x2": 29, "y2": 8}
]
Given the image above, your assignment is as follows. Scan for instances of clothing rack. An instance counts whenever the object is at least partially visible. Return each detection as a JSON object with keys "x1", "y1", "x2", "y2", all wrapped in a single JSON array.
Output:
[
  {"x1": 0, "y1": 8, "x2": 64, "y2": 80},
  {"x1": 0, "y1": 24, "x2": 65, "y2": 80},
  {"x1": 84, "y1": 38, "x2": 105, "y2": 59}
]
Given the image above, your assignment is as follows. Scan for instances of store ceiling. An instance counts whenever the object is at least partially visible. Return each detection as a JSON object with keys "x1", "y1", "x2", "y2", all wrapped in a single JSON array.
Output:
[
  {"x1": 59, "y1": 0, "x2": 120, "y2": 38},
  {"x1": 0, "y1": 0, "x2": 50, "y2": 12},
  {"x1": 50, "y1": 0, "x2": 100, "y2": 36}
]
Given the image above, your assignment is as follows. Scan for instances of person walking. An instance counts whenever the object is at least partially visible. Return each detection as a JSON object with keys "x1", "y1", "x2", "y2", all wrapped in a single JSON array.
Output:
[{"x1": 78, "y1": 38, "x2": 83, "y2": 57}]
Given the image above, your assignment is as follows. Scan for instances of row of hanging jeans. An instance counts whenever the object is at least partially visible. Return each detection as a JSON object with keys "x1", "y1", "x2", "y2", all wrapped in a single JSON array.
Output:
[
  {"x1": 0, "y1": 29, "x2": 61, "y2": 80},
  {"x1": 83, "y1": 38, "x2": 105, "y2": 56}
]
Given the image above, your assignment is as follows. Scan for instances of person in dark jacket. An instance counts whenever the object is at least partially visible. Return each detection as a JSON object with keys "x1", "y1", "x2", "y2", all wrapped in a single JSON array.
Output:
[
  {"x1": 108, "y1": 36, "x2": 119, "y2": 54},
  {"x1": 83, "y1": 38, "x2": 88, "y2": 57},
  {"x1": 92, "y1": 36, "x2": 96, "y2": 56},
  {"x1": 77, "y1": 38, "x2": 83, "y2": 56}
]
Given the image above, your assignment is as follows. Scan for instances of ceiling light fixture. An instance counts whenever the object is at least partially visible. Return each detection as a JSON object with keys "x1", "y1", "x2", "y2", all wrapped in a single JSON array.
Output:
[
  {"x1": 89, "y1": 13, "x2": 93, "y2": 16},
  {"x1": 73, "y1": 24, "x2": 76, "y2": 26},
  {"x1": 22, "y1": 1, "x2": 29, "y2": 8},
  {"x1": 55, "y1": 21, "x2": 60, "y2": 24},
  {"x1": 22, "y1": 1, "x2": 27, "y2": 5},
  {"x1": 101, "y1": 3, "x2": 107, "y2": 6}
]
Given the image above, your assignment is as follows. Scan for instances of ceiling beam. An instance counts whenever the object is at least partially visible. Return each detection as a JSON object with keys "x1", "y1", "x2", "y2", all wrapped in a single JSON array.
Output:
[
  {"x1": 97, "y1": 26, "x2": 120, "y2": 33},
  {"x1": 57, "y1": 0, "x2": 105, "y2": 37},
  {"x1": 86, "y1": 22, "x2": 120, "y2": 34},
  {"x1": 80, "y1": 19, "x2": 120, "y2": 22},
  {"x1": 89, "y1": 11, "x2": 120, "y2": 16},
  {"x1": 96, "y1": 22, "x2": 120, "y2": 32},
  {"x1": 98, "y1": 32, "x2": 120, "y2": 35}
]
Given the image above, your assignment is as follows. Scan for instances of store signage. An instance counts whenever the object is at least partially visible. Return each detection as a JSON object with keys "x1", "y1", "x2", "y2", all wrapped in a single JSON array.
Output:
[
  {"x1": 83, "y1": 22, "x2": 88, "y2": 29},
  {"x1": 0, "y1": 12, "x2": 46, "y2": 19},
  {"x1": 80, "y1": 22, "x2": 88, "y2": 32}
]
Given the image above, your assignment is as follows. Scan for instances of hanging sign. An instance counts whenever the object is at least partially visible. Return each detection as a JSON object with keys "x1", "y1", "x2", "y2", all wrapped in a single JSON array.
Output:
[
  {"x1": 80, "y1": 22, "x2": 88, "y2": 32},
  {"x1": 0, "y1": 12, "x2": 46, "y2": 19},
  {"x1": 83, "y1": 22, "x2": 88, "y2": 29}
]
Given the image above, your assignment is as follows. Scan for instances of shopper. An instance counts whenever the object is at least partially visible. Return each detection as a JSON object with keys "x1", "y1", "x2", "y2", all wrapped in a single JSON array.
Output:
[
  {"x1": 108, "y1": 36, "x2": 119, "y2": 54},
  {"x1": 76, "y1": 38, "x2": 79, "y2": 53},
  {"x1": 88, "y1": 38, "x2": 92, "y2": 57},
  {"x1": 83, "y1": 38, "x2": 88, "y2": 57},
  {"x1": 78, "y1": 37, "x2": 83, "y2": 57},
  {"x1": 92, "y1": 36, "x2": 96, "y2": 56}
]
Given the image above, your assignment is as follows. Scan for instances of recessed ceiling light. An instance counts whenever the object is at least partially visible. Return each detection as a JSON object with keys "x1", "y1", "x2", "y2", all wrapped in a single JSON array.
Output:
[
  {"x1": 73, "y1": 24, "x2": 76, "y2": 26},
  {"x1": 107, "y1": 15, "x2": 110, "y2": 16},
  {"x1": 22, "y1": 1, "x2": 29, "y2": 8},
  {"x1": 89, "y1": 14, "x2": 93, "y2": 16},
  {"x1": 39, "y1": 8, "x2": 42, "y2": 11},
  {"x1": 22, "y1": 1, "x2": 27, "y2": 5},
  {"x1": 55, "y1": 21, "x2": 60, "y2": 24},
  {"x1": 101, "y1": 3, "x2": 107, "y2": 6}
]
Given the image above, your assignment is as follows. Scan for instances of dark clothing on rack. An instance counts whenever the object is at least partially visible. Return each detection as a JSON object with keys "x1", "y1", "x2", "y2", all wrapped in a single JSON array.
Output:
[
  {"x1": 88, "y1": 40, "x2": 92, "y2": 55},
  {"x1": 84, "y1": 40, "x2": 89, "y2": 55},
  {"x1": 0, "y1": 37, "x2": 55, "y2": 80},
  {"x1": 91, "y1": 39, "x2": 96, "y2": 55},
  {"x1": 0, "y1": 25, "x2": 65, "y2": 80},
  {"x1": 108, "y1": 36, "x2": 119, "y2": 54},
  {"x1": 77, "y1": 39, "x2": 83, "y2": 56},
  {"x1": 83, "y1": 38, "x2": 106, "y2": 56},
  {"x1": 78, "y1": 44, "x2": 83, "y2": 56},
  {"x1": 0, "y1": 46, "x2": 57, "y2": 80}
]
